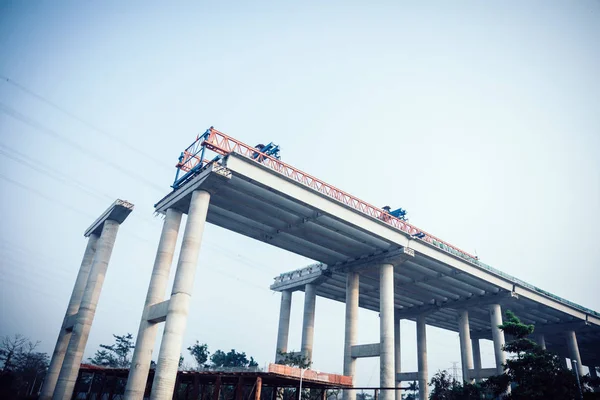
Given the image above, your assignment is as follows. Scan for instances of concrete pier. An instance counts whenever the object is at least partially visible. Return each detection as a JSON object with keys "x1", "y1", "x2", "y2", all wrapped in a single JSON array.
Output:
[
  {"x1": 125, "y1": 208, "x2": 183, "y2": 400},
  {"x1": 379, "y1": 263, "x2": 395, "y2": 400},
  {"x1": 471, "y1": 338, "x2": 482, "y2": 383},
  {"x1": 394, "y1": 318, "x2": 401, "y2": 400},
  {"x1": 53, "y1": 219, "x2": 121, "y2": 400},
  {"x1": 343, "y1": 272, "x2": 359, "y2": 400},
  {"x1": 40, "y1": 234, "x2": 99, "y2": 400},
  {"x1": 458, "y1": 310, "x2": 474, "y2": 383},
  {"x1": 150, "y1": 190, "x2": 211, "y2": 400},
  {"x1": 534, "y1": 333, "x2": 546, "y2": 350},
  {"x1": 301, "y1": 283, "x2": 317, "y2": 362},
  {"x1": 275, "y1": 290, "x2": 292, "y2": 362},
  {"x1": 416, "y1": 315, "x2": 428, "y2": 400},
  {"x1": 566, "y1": 330, "x2": 584, "y2": 377},
  {"x1": 489, "y1": 304, "x2": 506, "y2": 375}
]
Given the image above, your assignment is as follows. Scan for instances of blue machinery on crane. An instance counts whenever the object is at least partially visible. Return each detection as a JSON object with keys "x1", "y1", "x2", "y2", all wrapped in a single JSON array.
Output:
[
  {"x1": 382, "y1": 205, "x2": 408, "y2": 221},
  {"x1": 172, "y1": 127, "x2": 281, "y2": 189}
]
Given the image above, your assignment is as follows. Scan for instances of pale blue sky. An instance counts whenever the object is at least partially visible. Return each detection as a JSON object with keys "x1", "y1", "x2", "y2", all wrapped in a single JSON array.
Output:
[{"x1": 1, "y1": 0, "x2": 599, "y2": 384}]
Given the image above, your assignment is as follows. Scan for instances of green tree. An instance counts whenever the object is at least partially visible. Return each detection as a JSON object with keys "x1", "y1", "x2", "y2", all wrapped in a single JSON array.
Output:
[
  {"x1": 485, "y1": 310, "x2": 585, "y2": 399},
  {"x1": 210, "y1": 349, "x2": 258, "y2": 368},
  {"x1": 0, "y1": 334, "x2": 28, "y2": 371},
  {"x1": 187, "y1": 341, "x2": 210, "y2": 369},
  {"x1": 89, "y1": 333, "x2": 135, "y2": 368},
  {"x1": 276, "y1": 350, "x2": 312, "y2": 369},
  {"x1": 428, "y1": 370, "x2": 483, "y2": 400},
  {"x1": 0, "y1": 334, "x2": 49, "y2": 398},
  {"x1": 406, "y1": 381, "x2": 418, "y2": 399},
  {"x1": 13, "y1": 347, "x2": 49, "y2": 395},
  {"x1": 356, "y1": 393, "x2": 373, "y2": 400}
]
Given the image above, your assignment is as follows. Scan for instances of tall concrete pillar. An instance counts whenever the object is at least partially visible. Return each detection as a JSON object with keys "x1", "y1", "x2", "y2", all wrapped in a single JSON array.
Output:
[
  {"x1": 416, "y1": 315, "x2": 428, "y2": 400},
  {"x1": 53, "y1": 220, "x2": 121, "y2": 400},
  {"x1": 301, "y1": 283, "x2": 317, "y2": 362},
  {"x1": 150, "y1": 190, "x2": 210, "y2": 400},
  {"x1": 458, "y1": 310, "x2": 474, "y2": 383},
  {"x1": 379, "y1": 263, "x2": 395, "y2": 400},
  {"x1": 40, "y1": 234, "x2": 99, "y2": 400},
  {"x1": 124, "y1": 208, "x2": 183, "y2": 400},
  {"x1": 343, "y1": 272, "x2": 359, "y2": 400},
  {"x1": 534, "y1": 333, "x2": 546, "y2": 350},
  {"x1": 566, "y1": 330, "x2": 584, "y2": 377},
  {"x1": 471, "y1": 338, "x2": 482, "y2": 383},
  {"x1": 275, "y1": 290, "x2": 292, "y2": 362},
  {"x1": 489, "y1": 304, "x2": 506, "y2": 375},
  {"x1": 394, "y1": 318, "x2": 401, "y2": 400}
]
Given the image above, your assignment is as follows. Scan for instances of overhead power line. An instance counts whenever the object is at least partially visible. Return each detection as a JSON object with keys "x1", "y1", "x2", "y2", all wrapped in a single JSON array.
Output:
[
  {"x1": 0, "y1": 74, "x2": 166, "y2": 168},
  {"x1": 0, "y1": 144, "x2": 114, "y2": 202},
  {"x1": 0, "y1": 172, "x2": 97, "y2": 219},
  {"x1": 0, "y1": 78, "x2": 279, "y2": 291},
  {"x1": 0, "y1": 102, "x2": 165, "y2": 192},
  {"x1": 0, "y1": 172, "x2": 274, "y2": 292}
]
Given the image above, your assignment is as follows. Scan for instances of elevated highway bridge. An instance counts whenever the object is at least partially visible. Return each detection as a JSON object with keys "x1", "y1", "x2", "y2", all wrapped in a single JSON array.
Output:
[
  {"x1": 151, "y1": 128, "x2": 599, "y2": 399},
  {"x1": 43, "y1": 128, "x2": 599, "y2": 400}
]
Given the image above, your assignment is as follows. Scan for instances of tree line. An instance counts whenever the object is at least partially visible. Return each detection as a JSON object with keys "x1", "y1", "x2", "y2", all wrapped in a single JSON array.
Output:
[
  {"x1": 2, "y1": 310, "x2": 599, "y2": 399},
  {"x1": 0, "y1": 332, "x2": 260, "y2": 399},
  {"x1": 426, "y1": 310, "x2": 599, "y2": 400},
  {"x1": 0, "y1": 334, "x2": 49, "y2": 399},
  {"x1": 87, "y1": 334, "x2": 260, "y2": 371}
]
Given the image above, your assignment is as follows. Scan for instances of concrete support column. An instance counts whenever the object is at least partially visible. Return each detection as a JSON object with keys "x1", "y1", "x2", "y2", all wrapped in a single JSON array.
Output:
[
  {"x1": 566, "y1": 330, "x2": 584, "y2": 377},
  {"x1": 534, "y1": 333, "x2": 546, "y2": 350},
  {"x1": 150, "y1": 190, "x2": 211, "y2": 400},
  {"x1": 416, "y1": 315, "x2": 428, "y2": 400},
  {"x1": 394, "y1": 318, "x2": 401, "y2": 400},
  {"x1": 471, "y1": 338, "x2": 482, "y2": 383},
  {"x1": 40, "y1": 234, "x2": 99, "y2": 400},
  {"x1": 489, "y1": 304, "x2": 507, "y2": 375},
  {"x1": 53, "y1": 220, "x2": 121, "y2": 400},
  {"x1": 379, "y1": 263, "x2": 395, "y2": 400},
  {"x1": 301, "y1": 283, "x2": 317, "y2": 362},
  {"x1": 458, "y1": 310, "x2": 474, "y2": 383},
  {"x1": 342, "y1": 272, "x2": 359, "y2": 400},
  {"x1": 275, "y1": 290, "x2": 293, "y2": 362},
  {"x1": 124, "y1": 208, "x2": 183, "y2": 400}
]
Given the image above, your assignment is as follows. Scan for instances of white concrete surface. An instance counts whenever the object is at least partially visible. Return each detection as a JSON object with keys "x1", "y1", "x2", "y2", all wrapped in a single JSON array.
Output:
[
  {"x1": 394, "y1": 318, "x2": 401, "y2": 400},
  {"x1": 125, "y1": 208, "x2": 183, "y2": 400},
  {"x1": 53, "y1": 220, "x2": 120, "y2": 400},
  {"x1": 458, "y1": 310, "x2": 474, "y2": 383},
  {"x1": 301, "y1": 283, "x2": 317, "y2": 362},
  {"x1": 343, "y1": 271, "x2": 359, "y2": 400},
  {"x1": 566, "y1": 330, "x2": 584, "y2": 377},
  {"x1": 471, "y1": 338, "x2": 482, "y2": 383},
  {"x1": 416, "y1": 315, "x2": 428, "y2": 400},
  {"x1": 275, "y1": 290, "x2": 292, "y2": 362},
  {"x1": 150, "y1": 190, "x2": 210, "y2": 400},
  {"x1": 379, "y1": 263, "x2": 395, "y2": 400},
  {"x1": 535, "y1": 333, "x2": 546, "y2": 350},
  {"x1": 40, "y1": 233, "x2": 99, "y2": 400},
  {"x1": 489, "y1": 304, "x2": 507, "y2": 375}
]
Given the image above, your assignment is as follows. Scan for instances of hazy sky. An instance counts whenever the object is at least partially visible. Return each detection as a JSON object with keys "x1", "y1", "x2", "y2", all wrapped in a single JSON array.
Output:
[{"x1": 1, "y1": 0, "x2": 599, "y2": 386}]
